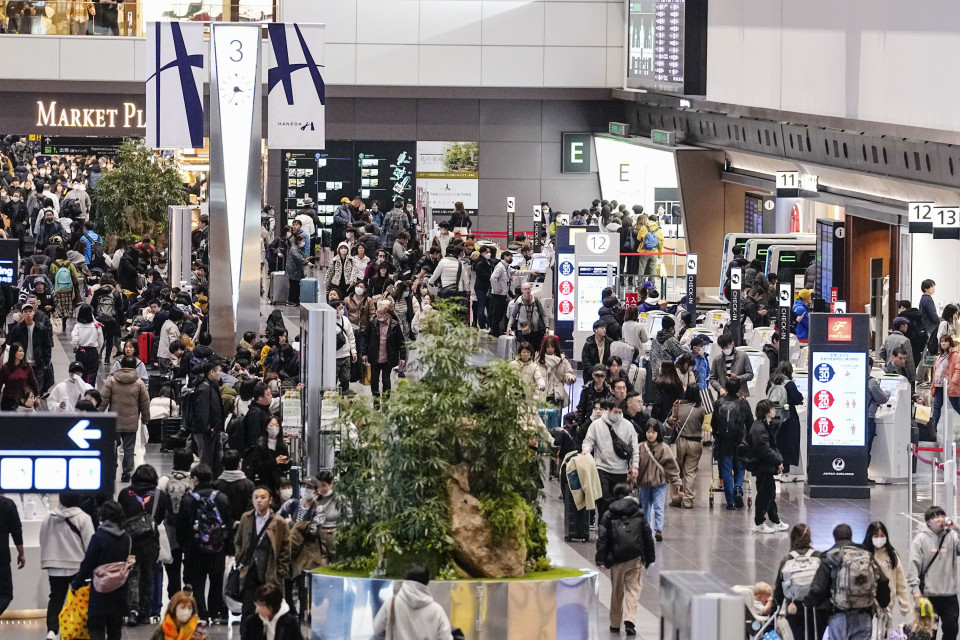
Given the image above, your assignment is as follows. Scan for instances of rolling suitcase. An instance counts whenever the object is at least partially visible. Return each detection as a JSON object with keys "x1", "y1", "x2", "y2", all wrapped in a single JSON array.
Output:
[
  {"x1": 138, "y1": 332, "x2": 156, "y2": 366},
  {"x1": 300, "y1": 277, "x2": 319, "y2": 304},
  {"x1": 496, "y1": 334, "x2": 516, "y2": 360},
  {"x1": 539, "y1": 407, "x2": 560, "y2": 431},
  {"x1": 269, "y1": 272, "x2": 289, "y2": 304},
  {"x1": 561, "y1": 453, "x2": 590, "y2": 542}
]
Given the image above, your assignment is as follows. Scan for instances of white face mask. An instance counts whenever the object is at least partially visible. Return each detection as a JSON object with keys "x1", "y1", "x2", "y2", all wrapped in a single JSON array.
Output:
[
  {"x1": 872, "y1": 537, "x2": 887, "y2": 549},
  {"x1": 267, "y1": 426, "x2": 280, "y2": 438},
  {"x1": 300, "y1": 487, "x2": 313, "y2": 500},
  {"x1": 355, "y1": 287, "x2": 365, "y2": 296},
  {"x1": 319, "y1": 487, "x2": 333, "y2": 498},
  {"x1": 279, "y1": 488, "x2": 293, "y2": 501},
  {"x1": 175, "y1": 606, "x2": 193, "y2": 625},
  {"x1": 722, "y1": 347, "x2": 733, "y2": 356}
]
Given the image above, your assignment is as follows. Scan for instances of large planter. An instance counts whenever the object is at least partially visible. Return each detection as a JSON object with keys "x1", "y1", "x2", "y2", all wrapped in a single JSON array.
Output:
[{"x1": 311, "y1": 568, "x2": 600, "y2": 639}]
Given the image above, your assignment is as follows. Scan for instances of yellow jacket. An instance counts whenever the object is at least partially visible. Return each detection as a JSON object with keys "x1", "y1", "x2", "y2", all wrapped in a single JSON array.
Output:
[
  {"x1": 636, "y1": 222, "x2": 664, "y2": 253},
  {"x1": 561, "y1": 451, "x2": 602, "y2": 511}
]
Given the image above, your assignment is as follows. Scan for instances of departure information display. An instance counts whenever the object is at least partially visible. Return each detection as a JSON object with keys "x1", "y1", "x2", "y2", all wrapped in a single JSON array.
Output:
[{"x1": 626, "y1": 0, "x2": 707, "y2": 94}]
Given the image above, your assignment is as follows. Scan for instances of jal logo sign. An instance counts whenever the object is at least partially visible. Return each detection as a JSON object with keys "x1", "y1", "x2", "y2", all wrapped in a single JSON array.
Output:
[
  {"x1": 827, "y1": 316, "x2": 853, "y2": 342},
  {"x1": 562, "y1": 133, "x2": 592, "y2": 174}
]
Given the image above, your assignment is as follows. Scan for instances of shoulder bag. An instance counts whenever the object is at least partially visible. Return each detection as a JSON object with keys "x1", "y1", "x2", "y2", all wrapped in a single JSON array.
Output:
[
  {"x1": 92, "y1": 538, "x2": 135, "y2": 594},
  {"x1": 438, "y1": 262, "x2": 463, "y2": 299},
  {"x1": 919, "y1": 533, "x2": 949, "y2": 594},
  {"x1": 606, "y1": 420, "x2": 634, "y2": 461}
]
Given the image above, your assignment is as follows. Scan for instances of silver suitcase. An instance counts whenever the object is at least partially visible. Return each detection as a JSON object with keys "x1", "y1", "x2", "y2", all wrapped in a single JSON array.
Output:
[
  {"x1": 497, "y1": 334, "x2": 516, "y2": 360},
  {"x1": 269, "y1": 272, "x2": 289, "y2": 304}
]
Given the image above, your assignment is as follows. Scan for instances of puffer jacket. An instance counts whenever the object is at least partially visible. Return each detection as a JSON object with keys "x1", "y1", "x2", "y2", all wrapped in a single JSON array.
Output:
[
  {"x1": 101, "y1": 368, "x2": 150, "y2": 432},
  {"x1": 596, "y1": 496, "x2": 656, "y2": 568},
  {"x1": 598, "y1": 298, "x2": 622, "y2": 341},
  {"x1": 509, "y1": 358, "x2": 545, "y2": 392},
  {"x1": 746, "y1": 418, "x2": 782, "y2": 474}
]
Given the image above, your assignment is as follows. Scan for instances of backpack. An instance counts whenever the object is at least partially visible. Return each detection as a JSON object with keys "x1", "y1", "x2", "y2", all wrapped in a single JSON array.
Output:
[
  {"x1": 714, "y1": 399, "x2": 744, "y2": 442},
  {"x1": 642, "y1": 228, "x2": 658, "y2": 250},
  {"x1": 781, "y1": 549, "x2": 821, "y2": 602},
  {"x1": 830, "y1": 545, "x2": 878, "y2": 611},
  {"x1": 54, "y1": 262, "x2": 73, "y2": 291},
  {"x1": 84, "y1": 232, "x2": 105, "y2": 267},
  {"x1": 736, "y1": 429, "x2": 760, "y2": 472},
  {"x1": 165, "y1": 471, "x2": 192, "y2": 516},
  {"x1": 96, "y1": 291, "x2": 116, "y2": 321},
  {"x1": 386, "y1": 212, "x2": 406, "y2": 236},
  {"x1": 190, "y1": 490, "x2": 226, "y2": 554},
  {"x1": 226, "y1": 413, "x2": 246, "y2": 452},
  {"x1": 767, "y1": 382, "x2": 790, "y2": 424},
  {"x1": 123, "y1": 492, "x2": 158, "y2": 544},
  {"x1": 61, "y1": 197, "x2": 82, "y2": 219},
  {"x1": 611, "y1": 513, "x2": 647, "y2": 562}
]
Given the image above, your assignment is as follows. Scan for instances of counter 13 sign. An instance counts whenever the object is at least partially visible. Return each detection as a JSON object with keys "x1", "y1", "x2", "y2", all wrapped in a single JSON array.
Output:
[{"x1": 810, "y1": 351, "x2": 867, "y2": 447}]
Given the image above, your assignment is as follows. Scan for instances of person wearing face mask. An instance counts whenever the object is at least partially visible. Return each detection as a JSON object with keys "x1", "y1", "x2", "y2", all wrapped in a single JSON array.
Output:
[
  {"x1": 581, "y1": 399, "x2": 640, "y2": 524},
  {"x1": 46, "y1": 361, "x2": 92, "y2": 412},
  {"x1": 471, "y1": 245, "x2": 494, "y2": 330},
  {"x1": 908, "y1": 506, "x2": 960, "y2": 640},
  {"x1": 247, "y1": 418, "x2": 291, "y2": 494},
  {"x1": 344, "y1": 282, "x2": 375, "y2": 336},
  {"x1": 487, "y1": 250, "x2": 513, "y2": 336},
  {"x1": 325, "y1": 242, "x2": 359, "y2": 300},
  {"x1": 284, "y1": 234, "x2": 308, "y2": 307},
  {"x1": 239, "y1": 583, "x2": 302, "y2": 640},
  {"x1": 151, "y1": 591, "x2": 209, "y2": 640},
  {"x1": 278, "y1": 477, "x2": 325, "y2": 614},
  {"x1": 176, "y1": 464, "x2": 234, "y2": 625},
  {"x1": 360, "y1": 300, "x2": 407, "y2": 402},
  {"x1": 862, "y1": 520, "x2": 910, "y2": 632},
  {"x1": 708, "y1": 334, "x2": 754, "y2": 398}
]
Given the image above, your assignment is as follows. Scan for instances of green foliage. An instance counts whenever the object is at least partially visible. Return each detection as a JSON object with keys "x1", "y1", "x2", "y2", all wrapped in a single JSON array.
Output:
[
  {"x1": 333, "y1": 301, "x2": 548, "y2": 578},
  {"x1": 93, "y1": 139, "x2": 187, "y2": 241}
]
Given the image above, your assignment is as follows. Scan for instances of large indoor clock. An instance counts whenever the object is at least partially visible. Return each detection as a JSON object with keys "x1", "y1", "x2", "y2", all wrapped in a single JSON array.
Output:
[{"x1": 220, "y1": 72, "x2": 255, "y2": 106}]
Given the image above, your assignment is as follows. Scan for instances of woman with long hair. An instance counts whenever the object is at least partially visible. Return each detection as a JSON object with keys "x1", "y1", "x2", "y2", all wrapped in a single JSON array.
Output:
[
  {"x1": 636, "y1": 419, "x2": 681, "y2": 541},
  {"x1": 932, "y1": 335, "x2": 960, "y2": 437},
  {"x1": 768, "y1": 361, "x2": 805, "y2": 483},
  {"x1": 769, "y1": 524, "x2": 824, "y2": 639},
  {"x1": 71, "y1": 303, "x2": 103, "y2": 384},
  {"x1": 536, "y1": 334, "x2": 576, "y2": 406},
  {"x1": 71, "y1": 501, "x2": 132, "y2": 640},
  {"x1": 862, "y1": 520, "x2": 910, "y2": 634},
  {"x1": 621, "y1": 305, "x2": 649, "y2": 357},
  {"x1": 675, "y1": 353, "x2": 698, "y2": 391},
  {"x1": 651, "y1": 361, "x2": 684, "y2": 422},
  {"x1": 668, "y1": 385, "x2": 706, "y2": 509},
  {"x1": 0, "y1": 342, "x2": 39, "y2": 411},
  {"x1": 938, "y1": 304, "x2": 960, "y2": 341}
]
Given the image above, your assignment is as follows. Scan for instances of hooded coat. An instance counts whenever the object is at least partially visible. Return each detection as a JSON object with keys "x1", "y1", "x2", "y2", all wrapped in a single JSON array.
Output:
[
  {"x1": 39, "y1": 504, "x2": 95, "y2": 573},
  {"x1": 598, "y1": 297, "x2": 622, "y2": 341},
  {"x1": 372, "y1": 580, "x2": 453, "y2": 640},
  {"x1": 70, "y1": 521, "x2": 133, "y2": 617},
  {"x1": 101, "y1": 367, "x2": 150, "y2": 432},
  {"x1": 596, "y1": 496, "x2": 656, "y2": 568}
]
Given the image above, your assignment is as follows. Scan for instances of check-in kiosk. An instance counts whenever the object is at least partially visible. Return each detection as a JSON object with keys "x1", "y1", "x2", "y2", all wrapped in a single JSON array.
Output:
[
  {"x1": 743, "y1": 348, "x2": 770, "y2": 412},
  {"x1": 747, "y1": 326, "x2": 777, "y2": 350},
  {"x1": 703, "y1": 310, "x2": 729, "y2": 334},
  {"x1": 870, "y1": 373, "x2": 911, "y2": 484},
  {"x1": 793, "y1": 369, "x2": 809, "y2": 478}
]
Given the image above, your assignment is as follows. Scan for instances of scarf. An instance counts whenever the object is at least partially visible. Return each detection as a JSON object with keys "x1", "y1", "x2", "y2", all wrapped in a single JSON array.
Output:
[{"x1": 161, "y1": 614, "x2": 198, "y2": 640}]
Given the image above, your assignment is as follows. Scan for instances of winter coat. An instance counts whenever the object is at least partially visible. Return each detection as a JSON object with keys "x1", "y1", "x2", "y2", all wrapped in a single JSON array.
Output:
[
  {"x1": 580, "y1": 336, "x2": 614, "y2": 382},
  {"x1": 344, "y1": 294, "x2": 375, "y2": 332},
  {"x1": 920, "y1": 294, "x2": 939, "y2": 337},
  {"x1": 246, "y1": 438, "x2": 291, "y2": 491},
  {"x1": 39, "y1": 505, "x2": 95, "y2": 573},
  {"x1": 509, "y1": 358, "x2": 545, "y2": 392},
  {"x1": 763, "y1": 343, "x2": 780, "y2": 376},
  {"x1": 70, "y1": 522, "x2": 132, "y2": 618},
  {"x1": 489, "y1": 260, "x2": 511, "y2": 296},
  {"x1": 596, "y1": 496, "x2": 656, "y2": 568},
  {"x1": 867, "y1": 377, "x2": 891, "y2": 420},
  {"x1": 176, "y1": 483, "x2": 234, "y2": 556},
  {"x1": 708, "y1": 348, "x2": 755, "y2": 397},
  {"x1": 537, "y1": 353, "x2": 576, "y2": 403},
  {"x1": 907, "y1": 526, "x2": 960, "y2": 597},
  {"x1": 582, "y1": 413, "x2": 640, "y2": 474},
  {"x1": 792, "y1": 299, "x2": 810, "y2": 340},
  {"x1": 746, "y1": 418, "x2": 782, "y2": 475},
  {"x1": 575, "y1": 382, "x2": 609, "y2": 432},
  {"x1": 473, "y1": 255, "x2": 494, "y2": 291},
  {"x1": 101, "y1": 368, "x2": 150, "y2": 432},
  {"x1": 510, "y1": 296, "x2": 546, "y2": 336},
  {"x1": 598, "y1": 302, "x2": 622, "y2": 342},
  {"x1": 156, "y1": 318, "x2": 181, "y2": 361},
  {"x1": 873, "y1": 546, "x2": 911, "y2": 616},
  {"x1": 621, "y1": 320, "x2": 649, "y2": 357},
  {"x1": 372, "y1": 580, "x2": 453, "y2": 640},
  {"x1": 326, "y1": 245, "x2": 360, "y2": 289},
  {"x1": 805, "y1": 539, "x2": 891, "y2": 610},
  {"x1": 879, "y1": 331, "x2": 916, "y2": 385},
  {"x1": 7, "y1": 319, "x2": 52, "y2": 366},
  {"x1": 361, "y1": 315, "x2": 407, "y2": 367},
  {"x1": 191, "y1": 378, "x2": 223, "y2": 436},
  {"x1": 47, "y1": 374, "x2": 92, "y2": 412},
  {"x1": 239, "y1": 600, "x2": 302, "y2": 640},
  {"x1": 234, "y1": 510, "x2": 291, "y2": 589},
  {"x1": 285, "y1": 243, "x2": 307, "y2": 281},
  {"x1": 216, "y1": 470, "x2": 256, "y2": 525},
  {"x1": 773, "y1": 546, "x2": 823, "y2": 607},
  {"x1": 769, "y1": 376, "x2": 804, "y2": 467},
  {"x1": 636, "y1": 440, "x2": 681, "y2": 488},
  {"x1": 713, "y1": 396, "x2": 751, "y2": 459},
  {"x1": 648, "y1": 329, "x2": 682, "y2": 382},
  {"x1": 932, "y1": 349, "x2": 960, "y2": 397}
]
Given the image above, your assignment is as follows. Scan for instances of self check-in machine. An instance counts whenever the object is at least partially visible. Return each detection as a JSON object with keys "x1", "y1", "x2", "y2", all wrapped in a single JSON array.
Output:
[
  {"x1": 869, "y1": 373, "x2": 911, "y2": 484},
  {"x1": 742, "y1": 347, "x2": 770, "y2": 413},
  {"x1": 793, "y1": 369, "x2": 809, "y2": 478}
]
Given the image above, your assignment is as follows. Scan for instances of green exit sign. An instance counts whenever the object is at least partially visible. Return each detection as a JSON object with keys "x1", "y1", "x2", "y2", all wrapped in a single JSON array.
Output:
[
  {"x1": 608, "y1": 122, "x2": 630, "y2": 137},
  {"x1": 650, "y1": 129, "x2": 677, "y2": 146}
]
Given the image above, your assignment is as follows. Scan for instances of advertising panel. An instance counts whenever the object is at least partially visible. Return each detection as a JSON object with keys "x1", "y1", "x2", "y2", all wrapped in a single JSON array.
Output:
[
  {"x1": 0, "y1": 239, "x2": 18, "y2": 286},
  {"x1": 266, "y1": 23, "x2": 326, "y2": 150},
  {"x1": 415, "y1": 141, "x2": 479, "y2": 217},
  {"x1": 557, "y1": 254, "x2": 576, "y2": 322},
  {"x1": 809, "y1": 351, "x2": 867, "y2": 447},
  {"x1": 576, "y1": 262, "x2": 617, "y2": 332}
]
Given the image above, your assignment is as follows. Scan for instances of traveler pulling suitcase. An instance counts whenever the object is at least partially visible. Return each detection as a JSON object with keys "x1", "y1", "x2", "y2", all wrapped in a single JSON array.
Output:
[
  {"x1": 497, "y1": 334, "x2": 516, "y2": 360},
  {"x1": 300, "y1": 277, "x2": 319, "y2": 304},
  {"x1": 560, "y1": 452, "x2": 590, "y2": 542}
]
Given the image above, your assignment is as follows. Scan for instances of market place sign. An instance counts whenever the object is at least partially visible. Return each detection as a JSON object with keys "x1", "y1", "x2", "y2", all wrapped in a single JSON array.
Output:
[{"x1": 36, "y1": 100, "x2": 146, "y2": 130}]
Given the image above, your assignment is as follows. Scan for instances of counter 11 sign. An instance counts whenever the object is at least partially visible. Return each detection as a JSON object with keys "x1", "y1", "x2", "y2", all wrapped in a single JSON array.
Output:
[{"x1": 810, "y1": 351, "x2": 867, "y2": 447}]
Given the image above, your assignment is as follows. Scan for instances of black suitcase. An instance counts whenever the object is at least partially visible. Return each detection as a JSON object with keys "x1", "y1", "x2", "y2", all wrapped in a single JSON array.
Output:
[
  {"x1": 561, "y1": 459, "x2": 590, "y2": 542},
  {"x1": 148, "y1": 373, "x2": 172, "y2": 399}
]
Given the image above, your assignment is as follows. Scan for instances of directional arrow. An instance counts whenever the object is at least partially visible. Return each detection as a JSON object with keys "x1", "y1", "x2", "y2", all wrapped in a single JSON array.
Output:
[{"x1": 68, "y1": 420, "x2": 102, "y2": 450}]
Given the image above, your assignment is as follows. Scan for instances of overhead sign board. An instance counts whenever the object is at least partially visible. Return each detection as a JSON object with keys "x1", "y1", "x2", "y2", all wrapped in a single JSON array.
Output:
[
  {"x1": 562, "y1": 133, "x2": 592, "y2": 174},
  {"x1": 933, "y1": 205, "x2": 960, "y2": 240},
  {"x1": 0, "y1": 414, "x2": 116, "y2": 494},
  {"x1": 908, "y1": 201, "x2": 934, "y2": 234}
]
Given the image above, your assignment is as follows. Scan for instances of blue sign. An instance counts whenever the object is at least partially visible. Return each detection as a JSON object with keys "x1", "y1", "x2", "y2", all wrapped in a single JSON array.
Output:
[
  {"x1": 559, "y1": 261, "x2": 574, "y2": 277},
  {"x1": 814, "y1": 362, "x2": 835, "y2": 383}
]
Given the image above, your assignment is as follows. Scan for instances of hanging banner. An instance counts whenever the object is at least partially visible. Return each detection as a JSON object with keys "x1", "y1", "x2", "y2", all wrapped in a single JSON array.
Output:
[
  {"x1": 729, "y1": 266, "x2": 742, "y2": 345},
  {"x1": 266, "y1": 23, "x2": 326, "y2": 150},
  {"x1": 145, "y1": 21, "x2": 205, "y2": 149},
  {"x1": 685, "y1": 253, "x2": 697, "y2": 318}
]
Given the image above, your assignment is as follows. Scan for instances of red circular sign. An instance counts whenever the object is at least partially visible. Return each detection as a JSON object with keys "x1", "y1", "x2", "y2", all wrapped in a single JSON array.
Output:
[
  {"x1": 559, "y1": 281, "x2": 574, "y2": 295},
  {"x1": 559, "y1": 300, "x2": 574, "y2": 315},
  {"x1": 813, "y1": 390, "x2": 834, "y2": 410},
  {"x1": 813, "y1": 417, "x2": 835, "y2": 437}
]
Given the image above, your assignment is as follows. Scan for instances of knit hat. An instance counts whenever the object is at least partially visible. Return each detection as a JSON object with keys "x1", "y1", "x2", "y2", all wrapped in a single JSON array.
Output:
[
  {"x1": 892, "y1": 316, "x2": 909, "y2": 329},
  {"x1": 798, "y1": 289, "x2": 814, "y2": 299}
]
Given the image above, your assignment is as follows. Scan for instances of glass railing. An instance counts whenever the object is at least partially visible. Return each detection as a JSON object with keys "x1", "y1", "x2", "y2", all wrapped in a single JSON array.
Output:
[{"x1": 1, "y1": 1, "x2": 276, "y2": 37}]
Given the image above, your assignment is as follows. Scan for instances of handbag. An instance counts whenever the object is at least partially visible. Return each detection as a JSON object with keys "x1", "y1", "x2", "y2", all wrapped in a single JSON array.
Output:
[
  {"x1": 92, "y1": 539, "x2": 135, "y2": 594},
  {"x1": 360, "y1": 363, "x2": 371, "y2": 386},
  {"x1": 59, "y1": 585, "x2": 90, "y2": 640},
  {"x1": 224, "y1": 563, "x2": 243, "y2": 601}
]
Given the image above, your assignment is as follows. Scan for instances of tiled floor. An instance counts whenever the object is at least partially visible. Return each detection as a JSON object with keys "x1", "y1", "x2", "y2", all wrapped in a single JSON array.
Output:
[{"x1": 3, "y1": 302, "x2": 934, "y2": 639}]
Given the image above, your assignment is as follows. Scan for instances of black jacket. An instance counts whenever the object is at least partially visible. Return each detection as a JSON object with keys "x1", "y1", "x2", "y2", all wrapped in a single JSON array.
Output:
[
  {"x1": 575, "y1": 382, "x2": 610, "y2": 434},
  {"x1": 803, "y1": 540, "x2": 891, "y2": 611},
  {"x1": 580, "y1": 336, "x2": 614, "y2": 382},
  {"x1": 361, "y1": 315, "x2": 407, "y2": 367},
  {"x1": 192, "y1": 378, "x2": 223, "y2": 436},
  {"x1": 901, "y1": 306, "x2": 927, "y2": 364},
  {"x1": 71, "y1": 523, "x2": 132, "y2": 617},
  {"x1": 239, "y1": 609, "x2": 303, "y2": 640},
  {"x1": 473, "y1": 256, "x2": 494, "y2": 290},
  {"x1": 598, "y1": 304, "x2": 622, "y2": 342},
  {"x1": 246, "y1": 438, "x2": 291, "y2": 492},
  {"x1": 117, "y1": 250, "x2": 139, "y2": 292},
  {"x1": 763, "y1": 343, "x2": 780, "y2": 376},
  {"x1": 595, "y1": 496, "x2": 655, "y2": 568},
  {"x1": 7, "y1": 320, "x2": 52, "y2": 366},
  {"x1": 242, "y1": 402, "x2": 273, "y2": 456},
  {"x1": 176, "y1": 482, "x2": 234, "y2": 556},
  {"x1": 216, "y1": 474, "x2": 256, "y2": 524},
  {"x1": 713, "y1": 396, "x2": 751, "y2": 459},
  {"x1": 747, "y1": 418, "x2": 782, "y2": 474},
  {"x1": 0, "y1": 496, "x2": 23, "y2": 564}
]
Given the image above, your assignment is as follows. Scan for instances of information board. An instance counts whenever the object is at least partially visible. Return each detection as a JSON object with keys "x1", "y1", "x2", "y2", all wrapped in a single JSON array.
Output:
[
  {"x1": 626, "y1": 0, "x2": 707, "y2": 95},
  {"x1": 556, "y1": 253, "x2": 576, "y2": 322},
  {"x1": 810, "y1": 351, "x2": 867, "y2": 447},
  {"x1": 0, "y1": 238, "x2": 18, "y2": 286},
  {"x1": 576, "y1": 262, "x2": 618, "y2": 332},
  {"x1": 0, "y1": 414, "x2": 116, "y2": 494}
]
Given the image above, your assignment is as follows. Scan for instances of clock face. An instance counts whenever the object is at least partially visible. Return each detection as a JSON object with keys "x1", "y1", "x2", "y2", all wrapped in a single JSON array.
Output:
[{"x1": 220, "y1": 72, "x2": 253, "y2": 106}]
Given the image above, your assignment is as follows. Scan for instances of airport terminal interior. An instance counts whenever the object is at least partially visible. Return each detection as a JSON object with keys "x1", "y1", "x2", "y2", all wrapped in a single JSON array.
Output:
[{"x1": 0, "y1": 1, "x2": 959, "y2": 640}]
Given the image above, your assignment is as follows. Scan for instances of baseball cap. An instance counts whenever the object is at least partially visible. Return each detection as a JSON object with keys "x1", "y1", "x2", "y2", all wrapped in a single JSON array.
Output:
[
  {"x1": 20, "y1": 302, "x2": 33, "y2": 310},
  {"x1": 340, "y1": 197, "x2": 350, "y2": 203},
  {"x1": 69, "y1": 361, "x2": 84, "y2": 374}
]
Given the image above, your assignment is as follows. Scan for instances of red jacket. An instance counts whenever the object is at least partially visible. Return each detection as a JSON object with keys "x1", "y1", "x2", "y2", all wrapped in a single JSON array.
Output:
[{"x1": 932, "y1": 349, "x2": 960, "y2": 398}]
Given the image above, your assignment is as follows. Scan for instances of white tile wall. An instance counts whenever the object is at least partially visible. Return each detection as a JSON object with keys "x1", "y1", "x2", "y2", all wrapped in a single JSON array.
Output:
[
  {"x1": 481, "y1": 46, "x2": 545, "y2": 86},
  {"x1": 544, "y1": 2, "x2": 607, "y2": 46},
  {"x1": 0, "y1": 0, "x2": 622, "y2": 88},
  {"x1": 419, "y1": 45, "x2": 483, "y2": 85},
  {"x1": 420, "y1": 0, "x2": 483, "y2": 45}
]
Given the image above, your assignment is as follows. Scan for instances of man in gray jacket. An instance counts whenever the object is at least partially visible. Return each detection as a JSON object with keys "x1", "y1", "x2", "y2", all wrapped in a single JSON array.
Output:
[
  {"x1": 879, "y1": 317, "x2": 916, "y2": 387},
  {"x1": 908, "y1": 506, "x2": 960, "y2": 640},
  {"x1": 488, "y1": 251, "x2": 513, "y2": 337},
  {"x1": 581, "y1": 398, "x2": 640, "y2": 523},
  {"x1": 708, "y1": 334, "x2": 755, "y2": 397}
]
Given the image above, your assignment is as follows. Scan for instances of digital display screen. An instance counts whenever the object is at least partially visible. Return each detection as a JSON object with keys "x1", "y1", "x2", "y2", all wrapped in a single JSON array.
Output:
[
  {"x1": 810, "y1": 352, "x2": 867, "y2": 447},
  {"x1": 0, "y1": 239, "x2": 17, "y2": 285},
  {"x1": 626, "y1": 0, "x2": 707, "y2": 94},
  {"x1": 530, "y1": 254, "x2": 550, "y2": 273},
  {"x1": 793, "y1": 374, "x2": 808, "y2": 403},
  {"x1": 744, "y1": 194, "x2": 763, "y2": 234},
  {"x1": 746, "y1": 353, "x2": 765, "y2": 377},
  {"x1": 879, "y1": 376, "x2": 902, "y2": 399},
  {"x1": 817, "y1": 221, "x2": 835, "y2": 301},
  {"x1": 576, "y1": 262, "x2": 618, "y2": 332},
  {"x1": 650, "y1": 314, "x2": 664, "y2": 335}
]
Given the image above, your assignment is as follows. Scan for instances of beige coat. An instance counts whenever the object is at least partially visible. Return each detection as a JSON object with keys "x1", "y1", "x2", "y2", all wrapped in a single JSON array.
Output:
[
  {"x1": 537, "y1": 353, "x2": 576, "y2": 404},
  {"x1": 874, "y1": 546, "x2": 911, "y2": 616},
  {"x1": 234, "y1": 511, "x2": 291, "y2": 588},
  {"x1": 101, "y1": 368, "x2": 150, "y2": 433}
]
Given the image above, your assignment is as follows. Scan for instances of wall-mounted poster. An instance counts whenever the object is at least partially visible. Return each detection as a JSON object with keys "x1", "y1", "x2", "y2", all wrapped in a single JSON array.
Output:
[{"x1": 416, "y1": 141, "x2": 479, "y2": 216}]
